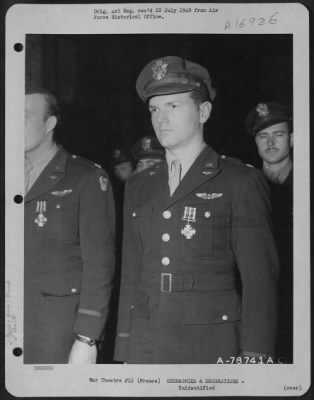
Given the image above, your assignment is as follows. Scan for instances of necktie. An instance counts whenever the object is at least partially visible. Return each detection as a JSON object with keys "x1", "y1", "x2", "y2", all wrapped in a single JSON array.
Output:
[{"x1": 168, "y1": 160, "x2": 182, "y2": 196}]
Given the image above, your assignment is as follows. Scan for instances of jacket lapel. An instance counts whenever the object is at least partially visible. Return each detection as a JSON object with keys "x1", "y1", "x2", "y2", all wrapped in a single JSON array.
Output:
[
  {"x1": 25, "y1": 148, "x2": 68, "y2": 203},
  {"x1": 166, "y1": 146, "x2": 221, "y2": 208},
  {"x1": 149, "y1": 161, "x2": 169, "y2": 209}
]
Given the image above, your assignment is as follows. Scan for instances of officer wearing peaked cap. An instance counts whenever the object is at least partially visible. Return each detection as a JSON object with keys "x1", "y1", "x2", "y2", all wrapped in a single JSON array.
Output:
[
  {"x1": 114, "y1": 56, "x2": 279, "y2": 364},
  {"x1": 245, "y1": 102, "x2": 293, "y2": 185},
  {"x1": 24, "y1": 88, "x2": 115, "y2": 364},
  {"x1": 112, "y1": 148, "x2": 135, "y2": 183},
  {"x1": 246, "y1": 102, "x2": 293, "y2": 362},
  {"x1": 132, "y1": 135, "x2": 165, "y2": 173}
]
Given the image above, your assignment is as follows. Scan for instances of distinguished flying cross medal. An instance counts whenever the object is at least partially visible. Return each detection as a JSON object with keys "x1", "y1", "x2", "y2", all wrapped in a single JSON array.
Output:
[
  {"x1": 35, "y1": 201, "x2": 47, "y2": 227},
  {"x1": 181, "y1": 207, "x2": 196, "y2": 240}
]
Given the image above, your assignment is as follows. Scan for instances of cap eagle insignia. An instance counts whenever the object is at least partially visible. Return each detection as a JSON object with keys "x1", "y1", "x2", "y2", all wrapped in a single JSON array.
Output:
[
  {"x1": 256, "y1": 103, "x2": 269, "y2": 117},
  {"x1": 152, "y1": 60, "x2": 168, "y2": 80}
]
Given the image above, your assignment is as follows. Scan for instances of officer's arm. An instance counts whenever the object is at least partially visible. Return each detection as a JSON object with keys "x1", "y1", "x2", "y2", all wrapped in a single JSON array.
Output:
[
  {"x1": 114, "y1": 180, "x2": 142, "y2": 362},
  {"x1": 69, "y1": 168, "x2": 115, "y2": 363},
  {"x1": 232, "y1": 168, "x2": 279, "y2": 359}
]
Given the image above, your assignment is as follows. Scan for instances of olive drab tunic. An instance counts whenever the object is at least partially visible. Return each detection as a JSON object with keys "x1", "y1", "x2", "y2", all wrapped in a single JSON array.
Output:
[
  {"x1": 24, "y1": 148, "x2": 115, "y2": 364},
  {"x1": 114, "y1": 146, "x2": 279, "y2": 364}
]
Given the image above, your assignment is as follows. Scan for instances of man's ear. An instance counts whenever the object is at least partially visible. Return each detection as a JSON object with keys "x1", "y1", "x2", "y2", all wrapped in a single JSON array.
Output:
[
  {"x1": 199, "y1": 101, "x2": 212, "y2": 124},
  {"x1": 289, "y1": 132, "x2": 293, "y2": 148},
  {"x1": 46, "y1": 115, "x2": 57, "y2": 135}
]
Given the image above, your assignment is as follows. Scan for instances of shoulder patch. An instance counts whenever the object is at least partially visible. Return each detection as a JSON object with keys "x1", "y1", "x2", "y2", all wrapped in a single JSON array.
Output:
[{"x1": 99, "y1": 176, "x2": 108, "y2": 192}]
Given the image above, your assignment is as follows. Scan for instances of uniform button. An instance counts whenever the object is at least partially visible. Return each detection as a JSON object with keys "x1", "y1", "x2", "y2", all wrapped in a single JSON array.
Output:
[
  {"x1": 71, "y1": 288, "x2": 78, "y2": 293},
  {"x1": 72, "y1": 155, "x2": 77, "y2": 159},
  {"x1": 221, "y1": 155, "x2": 226, "y2": 159},
  {"x1": 131, "y1": 304, "x2": 135, "y2": 310},
  {"x1": 56, "y1": 204, "x2": 61, "y2": 209},
  {"x1": 204, "y1": 211, "x2": 211, "y2": 218},
  {"x1": 161, "y1": 257, "x2": 170, "y2": 266},
  {"x1": 163, "y1": 210, "x2": 172, "y2": 219},
  {"x1": 132, "y1": 212, "x2": 136, "y2": 217},
  {"x1": 222, "y1": 314, "x2": 228, "y2": 321},
  {"x1": 162, "y1": 233, "x2": 170, "y2": 242}
]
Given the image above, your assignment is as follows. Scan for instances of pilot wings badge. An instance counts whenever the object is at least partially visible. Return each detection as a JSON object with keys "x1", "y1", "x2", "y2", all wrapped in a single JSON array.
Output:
[{"x1": 196, "y1": 192, "x2": 223, "y2": 200}]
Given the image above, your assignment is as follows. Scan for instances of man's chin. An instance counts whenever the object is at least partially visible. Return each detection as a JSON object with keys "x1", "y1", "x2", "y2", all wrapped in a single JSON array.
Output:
[{"x1": 262, "y1": 153, "x2": 281, "y2": 163}]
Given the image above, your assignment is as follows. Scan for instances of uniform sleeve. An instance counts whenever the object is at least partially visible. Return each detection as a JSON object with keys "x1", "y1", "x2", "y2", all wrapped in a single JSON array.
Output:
[
  {"x1": 114, "y1": 180, "x2": 142, "y2": 361},
  {"x1": 73, "y1": 168, "x2": 115, "y2": 339},
  {"x1": 232, "y1": 168, "x2": 279, "y2": 357}
]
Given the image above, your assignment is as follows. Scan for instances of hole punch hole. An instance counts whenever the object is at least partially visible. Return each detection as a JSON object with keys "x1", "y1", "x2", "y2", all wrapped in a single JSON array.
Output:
[
  {"x1": 14, "y1": 43, "x2": 23, "y2": 52},
  {"x1": 13, "y1": 347, "x2": 23, "y2": 357},
  {"x1": 14, "y1": 195, "x2": 23, "y2": 204}
]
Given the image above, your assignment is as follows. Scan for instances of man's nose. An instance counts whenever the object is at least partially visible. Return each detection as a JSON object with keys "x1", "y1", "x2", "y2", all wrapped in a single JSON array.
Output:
[
  {"x1": 267, "y1": 135, "x2": 274, "y2": 146},
  {"x1": 157, "y1": 109, "x2": 169, "y2": 124}
]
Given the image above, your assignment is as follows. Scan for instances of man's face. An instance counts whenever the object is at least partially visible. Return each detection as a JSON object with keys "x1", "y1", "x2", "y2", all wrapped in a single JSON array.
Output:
[
  {"x1": 148, "y1": 92, "x2": 209, "y2": 151},
  {"x1": 114, "y1": 161, "x2": 134, "y2": 182},
  {"x1": 25, "y1": 93, "x2": 50, "y2": 154},
  {"x1": 136, "y1": 158, "x2": 162, "y2": 173},
  {"x1": 255, "y1": 122, "x2": 293, "y2": 165}
]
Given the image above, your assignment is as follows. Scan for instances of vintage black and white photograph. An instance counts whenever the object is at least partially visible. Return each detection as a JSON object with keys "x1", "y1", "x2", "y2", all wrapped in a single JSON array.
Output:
[{"x1": 5, "y1": 2, "x2": 310, "y2": 397}]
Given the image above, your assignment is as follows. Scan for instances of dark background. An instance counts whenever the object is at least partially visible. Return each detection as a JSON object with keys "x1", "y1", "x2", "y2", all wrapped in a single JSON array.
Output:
[{"x1": 25, "y1": 34, "x2": 293, "y2": 174}]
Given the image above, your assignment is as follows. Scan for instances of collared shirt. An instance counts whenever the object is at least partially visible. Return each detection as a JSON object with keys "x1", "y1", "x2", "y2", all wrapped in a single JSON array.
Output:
[
  {"x1": 165, "y1": 141, "x2": 207, "y2": 180},
  {"x1": 25, "y1": 144, "x2": 59, "y2": 193},
  {"x1": 263, "y1": 159, "x2": 292, "y2": 184}
]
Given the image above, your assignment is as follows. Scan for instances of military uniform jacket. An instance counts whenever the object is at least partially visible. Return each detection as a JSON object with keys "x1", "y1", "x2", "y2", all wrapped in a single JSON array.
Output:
[
  {"x1": 24, "y1": 148, "x2": 115, "y2": 364},
  {"x1": 114, "y1": 146, "x2": 279, "y2": 364}
]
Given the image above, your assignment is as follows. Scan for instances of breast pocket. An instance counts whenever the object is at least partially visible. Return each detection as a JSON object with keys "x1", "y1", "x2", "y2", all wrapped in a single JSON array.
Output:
[
  {"x1": 181, "y1": 203, "x2": 231, "y2": 260},
  {"x1": 43, "y1": 197, "x2": 78, "y2": 241},
  {"x1": 132, "y1": 205, "x2": 153, "y2": 254}
]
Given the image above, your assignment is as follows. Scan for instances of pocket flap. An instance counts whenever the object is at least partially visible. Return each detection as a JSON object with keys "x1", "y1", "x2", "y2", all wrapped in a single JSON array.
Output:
[
  {"x1": 182, "y1": 294, "x2": 241, "y2": 324},
  {"x1": 40, "y1": 273, "x2": 81, "y2": 297}
]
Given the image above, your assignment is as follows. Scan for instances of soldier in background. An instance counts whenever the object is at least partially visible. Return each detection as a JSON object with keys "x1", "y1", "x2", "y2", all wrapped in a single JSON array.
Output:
[
  {"x1": 132, "y1": 135, "x2": 165, "y2": 173},
  {"x1": 24, "y1": 87, "x2": 115, "y2": 364},
  {"x1": 246, "y1": 102, "x2": 293, "y2": 363},
  {"x1": 114, "y1": 56, "x2": 279, "y2": 364},
  {"x1": 112, "y1": 148, "x2": 135, "y2": 184},
  {"x1": 111, "y1": 148, "x2": 135, "y2": 230}
]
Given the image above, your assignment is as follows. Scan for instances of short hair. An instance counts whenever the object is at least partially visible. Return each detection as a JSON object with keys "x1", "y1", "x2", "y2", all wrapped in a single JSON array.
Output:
[
  {"x1": 189, "y1": 85, "x2": 210, "y2": 106},
  {"x1": 25, "y1": 86, "x2": 60, "y2": 122}
]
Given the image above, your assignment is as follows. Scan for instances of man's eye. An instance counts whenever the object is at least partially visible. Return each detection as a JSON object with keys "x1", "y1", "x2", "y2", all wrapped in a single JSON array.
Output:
[{"x1": 149, "y1": 108, "x2": 158, "y2": 113}]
